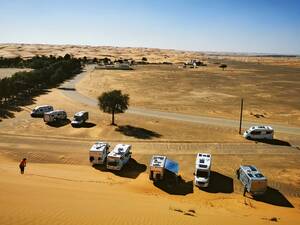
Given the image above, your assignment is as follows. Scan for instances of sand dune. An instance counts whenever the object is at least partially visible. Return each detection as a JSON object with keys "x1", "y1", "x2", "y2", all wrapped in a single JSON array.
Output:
[{"x1": 0, "y1": 155, "x2": 299, "y2": 225}]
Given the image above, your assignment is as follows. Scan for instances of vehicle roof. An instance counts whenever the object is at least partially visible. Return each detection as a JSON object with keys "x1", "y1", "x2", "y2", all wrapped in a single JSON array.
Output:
[
  {"x1": 150, "y1": 155, "x2": 167, "y2": 168},
  {"x1": 240, "y1": 165, "x2": 267, "y2": 180},
  {"x1": 108, "y1": 144, "x2": 131, "y2": 158},
  {"x1": 196, "y1": 153, "x2": 211, "y2": 170},
  {"x1": 74, "y1": 111, "x2": 88, "y2": 117},
  {"x1": 248, "y1": 125, "x2": 273, "y2": 131},
  {"x1": 90, "y1": 142, "x2": 109, "y2": 152},
  {"x1": 34, "y1": 105, "x2": 53, "y2": 109}
]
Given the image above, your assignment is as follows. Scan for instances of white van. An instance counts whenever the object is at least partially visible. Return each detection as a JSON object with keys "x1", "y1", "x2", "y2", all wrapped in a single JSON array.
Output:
[
  {"x1": 89, "y1": 142, "x2": 110, "y2": 165},
  {"x1": 149, "y1": 155, "x2": 167, "y2": 181},
  {"x1": 31, "y1": 105, "x2": 53, "y2": 117},
  {"x1": 194, "y1": 153, "x2": 211, "y2": 187},
  {"x1": 71, "y1": 111, "x2": 89, "y2": 127},
  {"x1": 43, "y1": 110, "x2": 67, "y2": 123},
  {"x1": 243, "y1": 126, "x2": 274, "y2": 140},
  {"x1": 106, "y1": 144, "x2": 132, "y2": 170},
  {"x1": 237, "y1": 165, "x2": 267, "y2": 196}
]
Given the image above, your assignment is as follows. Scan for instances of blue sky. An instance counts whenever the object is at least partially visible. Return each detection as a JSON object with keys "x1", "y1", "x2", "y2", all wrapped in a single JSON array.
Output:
[{"x1": 0, "y1": 0, "x2": 299, "y2": 54}]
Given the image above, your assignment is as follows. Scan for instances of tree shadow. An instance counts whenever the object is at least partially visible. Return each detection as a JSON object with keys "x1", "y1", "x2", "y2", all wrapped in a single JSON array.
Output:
[
  {"x1": 46, "y1": 119, "x2": 71, "y2": 128},
  {"x1": 199, "y1": 171, "x2": 234, "y2": 193},
  {"x1": 153, "y1": 170, "x2": 193, "y2": 195},
  {"x1": 115, "y1": 125, "x2": 162, "y2": 139},
  {"x1": 251, "y1": 139, "x2": 291, "y2": 146},
  {"x1": 93, "y1": 158, "x2": 146, "y2": 179},
  {"x1": 71, "y1": 122, "x2": 96, "y2": 128},
  {"x1": 252, "y1": 187, "x2": 294, "y2": 208},
  {"x1": 57, "y1": 87, "x2": 76, "y2": 91}
]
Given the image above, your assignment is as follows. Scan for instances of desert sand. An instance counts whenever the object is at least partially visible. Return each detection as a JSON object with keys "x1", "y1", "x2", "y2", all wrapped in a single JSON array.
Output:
[{"x1": 1, "y1": 44, "x2": 300, "y2": 225}]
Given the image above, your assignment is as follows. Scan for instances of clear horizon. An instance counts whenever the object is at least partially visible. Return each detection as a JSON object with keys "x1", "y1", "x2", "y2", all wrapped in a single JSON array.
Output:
[{"x1": 0, "y1": 0, "x2": 299, "y2": 55}]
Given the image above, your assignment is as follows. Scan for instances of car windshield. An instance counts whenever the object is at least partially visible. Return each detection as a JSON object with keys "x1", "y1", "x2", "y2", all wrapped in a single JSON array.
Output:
[
  {"x1": 196, "y1": 170, "x2": 209, "y2": 178},
  {"x1": 107, "y1": 161, "x2": 119, "y2": 167},
  {"x1": 74, "y1": 116, "x2": 82, "y2": 121}
]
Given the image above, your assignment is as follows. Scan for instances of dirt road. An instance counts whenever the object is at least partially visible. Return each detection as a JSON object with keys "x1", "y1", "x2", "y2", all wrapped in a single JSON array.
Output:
[{"x1": 60, "y1": 65, "x2": 300, "y2": 135}]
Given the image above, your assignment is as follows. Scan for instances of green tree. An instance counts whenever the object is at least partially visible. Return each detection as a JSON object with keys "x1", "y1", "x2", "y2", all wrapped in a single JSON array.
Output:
[
  {"x1": 219, "y1": 64, "x2": 227, "y2": 71},
  {"x1": 98, "y1": 90, "x2": 129, "y2": 125}
]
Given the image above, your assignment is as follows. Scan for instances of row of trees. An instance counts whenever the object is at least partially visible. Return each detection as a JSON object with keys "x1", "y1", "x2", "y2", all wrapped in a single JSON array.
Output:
[{"x1": 0, "y1": 55, "x2": 81, "y2": 106}]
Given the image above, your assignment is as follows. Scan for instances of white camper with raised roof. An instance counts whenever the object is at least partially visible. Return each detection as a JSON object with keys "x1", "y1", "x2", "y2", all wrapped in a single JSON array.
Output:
[
  {"x1": 106, "y1": 144, "x2": 132, "y2": 170},
  {"x1": 194, "y1": 153, "x2": 211, "y2": 187},
  {"x1": 237, "y1": 165, "x2": 267, "y2": 196},
  {"x1": 149, "y1": 155, "x2": 167, "y2": 181},
  {"x1": 89, "y1": 142, "x2": 110, "y2": 165}
]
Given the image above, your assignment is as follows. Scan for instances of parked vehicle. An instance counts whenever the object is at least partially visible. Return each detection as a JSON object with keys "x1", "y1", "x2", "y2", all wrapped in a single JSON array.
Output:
[
  {"x1": 89, "y1": 142, "x2": 110, "y2": 165},
  {"x1": 237, "y1": 165, "x2": 267, "y2": 196},
  {"x1": 194, "y1": 153, "x2": 211, "y2": 187},
  {"x1": 243, "y1": 126, "x2": 274, "y2": 140},
  {"x1": 43, "y1": 110, "x2": 67, "y2": 123},
  {"x1": 106, "y1": 144, "x2": 132, "y2": 170},
  {"x1": 149, "y1": 155, "x2": 179, "y2": 181},
  {"x1": 31, "y1": 105, "x2": 53, "y2": 117},
  {"x1": 71, "y1": 111, "x2": 89, "y2": 127}
]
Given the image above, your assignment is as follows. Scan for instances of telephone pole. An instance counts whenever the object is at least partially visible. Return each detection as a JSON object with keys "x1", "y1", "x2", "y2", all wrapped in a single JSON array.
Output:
[{"x1": 239, "y1": 98, "x2": 244, "y2": 134}]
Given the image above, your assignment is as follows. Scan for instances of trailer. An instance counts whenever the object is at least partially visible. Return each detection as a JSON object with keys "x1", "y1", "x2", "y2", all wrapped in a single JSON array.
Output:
[
  {"x1": 71, "y1": 111, "x2": 89, "y2": 127},
  {"x1": 106, "y1": 144, "x2": 132, "y2": 170},
  {"x1": 194, "y1": 153, "x2": 211, "y2": 188},
  {"x1": 237, "y1": 165, "x2": 267, "y2": 196},
  {"x1": 89, "y1": 142, "x2": 110, "y2": 165},
  {"x1": 149, "y1": 155, "x2": 179, "y2": 181},
  {"x1": 43, "y1": 110, "x2": 67, "y2": 123}
]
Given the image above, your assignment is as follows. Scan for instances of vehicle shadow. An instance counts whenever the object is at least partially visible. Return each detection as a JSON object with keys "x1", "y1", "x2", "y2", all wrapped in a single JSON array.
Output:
[
  {"x1": 93, "y1": 158, "x2": 146, "y2": 179},
  {"x1": 115, "y1": 125, "x2": 162, "y2": 139},
  {"x1": 252, "y1": 187, "x2": 294, "y2": 208},
  {"x1": 250, "y1": 139, "x2": 291, "y2": 146},
  {"x1": 46, "y1": 119, "x2": 71, "y2": 128},
  {"x1": 72, "y1": 122, "x2": 96, "y2": 128},
  {"x1": 199, "y1": 171, "x2": 234, "y2": 193},
  {"x1": 153, "y1": 171, "x2": 193, "y2": 195}
]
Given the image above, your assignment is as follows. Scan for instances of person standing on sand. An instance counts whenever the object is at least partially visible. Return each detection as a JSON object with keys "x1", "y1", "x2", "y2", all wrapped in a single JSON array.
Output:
[
  {"x1": 19, "y1": 158, "x2": 27, "y2": 174},
  {"x1": 243, "y1": 185, "x2": 247, "y2": 196}
]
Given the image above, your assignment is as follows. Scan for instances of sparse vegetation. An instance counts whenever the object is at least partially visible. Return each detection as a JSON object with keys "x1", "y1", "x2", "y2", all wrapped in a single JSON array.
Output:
[
  {"x1": 98, "y1": 90, "x2": 129, "y2": 125},
  {"x1": 219, "y1": 64, "x2": 227, "y2": 70}
]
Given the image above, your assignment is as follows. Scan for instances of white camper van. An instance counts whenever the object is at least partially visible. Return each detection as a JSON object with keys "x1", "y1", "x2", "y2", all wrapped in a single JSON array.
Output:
[
  {"x1": 194, "y1": 153, "x2": 211, "y2": 187},
  {"x1": 89, "y1": 142, "x2": 110, "y2": 165},
  {"x1": 243, "y1": 126, "x2": 274, "y2": 140},
  {"x1": 106, "y1": 144, "x2": 132, "y2": 170},
  {"x1": 43, "y1": 110, "x2": 67, "y2": 123},
  {"x1": 71, "y1": 111, "x2": 89, "y2": 127},
  {"x1": 149, "y1": 155, "x2": 167, "y2": 181},
  {"x1": 31, "y1": 105, "x2": 53, "y2": 117},
  {"x1": 237, "y1": 165, "x2": 267, "y2": 196}
]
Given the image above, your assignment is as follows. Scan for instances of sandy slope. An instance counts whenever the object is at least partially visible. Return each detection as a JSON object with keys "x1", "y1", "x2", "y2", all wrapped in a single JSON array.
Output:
[{"x1": 0, "y1": 155, "x2": 299, "y2": 225}]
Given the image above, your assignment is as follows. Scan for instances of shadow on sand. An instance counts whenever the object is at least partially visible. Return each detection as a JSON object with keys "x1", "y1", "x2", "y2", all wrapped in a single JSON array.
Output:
[
  {"x1": 46, "y1": 119, "x2": 71, "y2": 128},
  {"x1": 251, "y1": 139, "x2": 291, "y2": 146},
  {"x1": 115, "y1": 125, "x2": 162, "y2": 139},
  {"x1": 253, "y1": 187, "x2": 294, "y2": 208},
  {"x1": 72, "y1": 122, "x2": 96, "y2": 128},
  {"x1": 57, "y1": 87, "x2": 76, "y2": 91},
  {"x1": 199, "y1": 171, "x2": 234, "y2": 193},
  {"x1": 93, "y1": 158, "x2": 146, "y2": 179},
  {"x1": 153, "y1": 170, "x2": 193, "y2": 195}
]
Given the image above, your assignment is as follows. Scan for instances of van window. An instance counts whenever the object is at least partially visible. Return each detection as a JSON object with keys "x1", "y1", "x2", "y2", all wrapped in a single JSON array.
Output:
[
  {"x1": 196, "y1": 170, "x2": 209, "y2": 178},
  {"x1": 251, "y1": 131, "x2": 261, "y2": 135},
  {"x1": 108, "y1": 161, "x2": 118, "y2": 167}
]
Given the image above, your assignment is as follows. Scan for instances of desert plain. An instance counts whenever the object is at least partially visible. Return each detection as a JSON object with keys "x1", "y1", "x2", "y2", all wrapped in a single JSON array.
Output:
[{"x1": 0, "y1": 44, "x2": 300, "y2": 225}]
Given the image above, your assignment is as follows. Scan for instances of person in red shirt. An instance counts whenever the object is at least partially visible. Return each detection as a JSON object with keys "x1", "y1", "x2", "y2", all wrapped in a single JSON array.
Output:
[{"x1": 19, "y1": 158, "x2": 27, "y2": 174}]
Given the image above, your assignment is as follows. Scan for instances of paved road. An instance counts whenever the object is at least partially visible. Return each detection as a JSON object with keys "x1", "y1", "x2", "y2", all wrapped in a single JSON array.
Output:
[{"x1": 60, "y1": 65, "x2": 300, "y2": 136}]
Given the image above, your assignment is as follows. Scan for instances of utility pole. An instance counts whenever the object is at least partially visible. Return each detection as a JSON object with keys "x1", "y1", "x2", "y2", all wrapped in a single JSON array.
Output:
[{"x1": 239, "y1": 98, "x2": 244, "y2": 134}]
